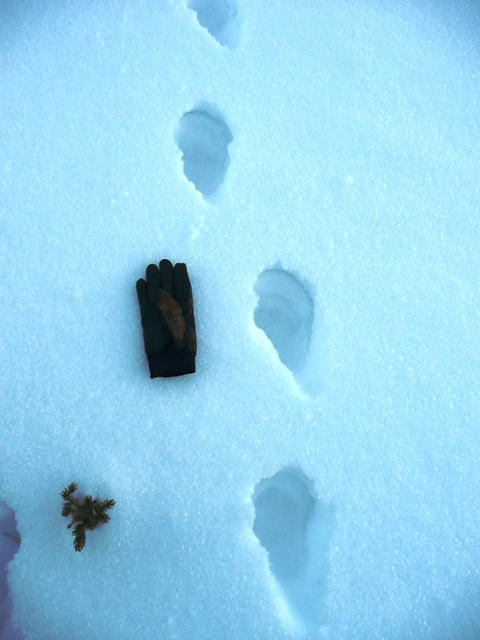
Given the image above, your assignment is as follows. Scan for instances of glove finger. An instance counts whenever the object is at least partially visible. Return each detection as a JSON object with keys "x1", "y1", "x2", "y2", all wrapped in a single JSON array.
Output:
[
  {"x1": 173, "y1": 262, "x2": 192, "y2": 314},
  {"x1": 146, "y1": 263, "x2": 161, "y2": 305},
  {"x1": 159, "y1": 259, "x2": 175, "y2": 298},
  {"x1": 136, "y1": 279, "x2": 150, "y2": 316},
  {"x1": 173, "y1": 263, "x2": 196, "y2": 354}
]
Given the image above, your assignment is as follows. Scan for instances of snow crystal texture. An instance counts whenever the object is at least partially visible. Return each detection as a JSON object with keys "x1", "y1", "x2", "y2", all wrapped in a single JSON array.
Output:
[{"x1": 1, "y1": 0, "x2": 480, "y2": 638}]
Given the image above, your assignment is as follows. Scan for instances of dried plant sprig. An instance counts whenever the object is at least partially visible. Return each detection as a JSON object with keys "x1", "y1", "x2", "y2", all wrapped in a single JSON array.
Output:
[{"x1": 61, "y1": 483, "x2": 115, "y2": 552}]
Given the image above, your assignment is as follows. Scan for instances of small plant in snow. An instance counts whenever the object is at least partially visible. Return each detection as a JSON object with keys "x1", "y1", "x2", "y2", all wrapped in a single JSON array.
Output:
[{"x1": 61, "y1": 482, "x2": 115, "y2": 552}]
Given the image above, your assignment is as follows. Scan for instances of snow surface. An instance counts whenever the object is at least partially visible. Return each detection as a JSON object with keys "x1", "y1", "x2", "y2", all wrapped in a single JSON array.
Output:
[{"x1": 1, "y1": 0, "x2": 480, "y2": 638}]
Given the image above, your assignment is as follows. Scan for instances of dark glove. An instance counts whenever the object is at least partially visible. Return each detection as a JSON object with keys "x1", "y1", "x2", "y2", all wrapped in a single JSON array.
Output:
[{"x1": 136, "y1": 259, "x2": 197, "y2": 377}]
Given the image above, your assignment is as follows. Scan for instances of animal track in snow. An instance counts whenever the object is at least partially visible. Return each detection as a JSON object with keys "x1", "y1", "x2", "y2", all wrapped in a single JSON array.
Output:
[
  {"x1": 252, "y1": 468, "x2": 335, "y2": 629},
  {"x1": 254, "y1": 269, "x2": 313, "y2": 372},
  {"x1": 0, "y1": 500, "x2": 21, "y2": 639},
  {"x1": 254, "y1": 268, "x2": 329, "y2": 395},
  {"x1": 175, "y1": 103, "x2": 233, "y2": 198},
  {"x1": 188, "y1": 0, "x2": 241, "y2": 48}
]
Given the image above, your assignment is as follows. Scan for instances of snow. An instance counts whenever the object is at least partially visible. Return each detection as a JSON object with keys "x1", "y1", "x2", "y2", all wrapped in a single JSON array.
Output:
[
  {"x1": 1, "y1": 0, "x2": 480, "y2": 638},
  {"x1": 252, "y1": 468, "x2": 335, "y2": 630},
  {"x1": 174, "y1": 102, "x2": 234, "y2": 198}
]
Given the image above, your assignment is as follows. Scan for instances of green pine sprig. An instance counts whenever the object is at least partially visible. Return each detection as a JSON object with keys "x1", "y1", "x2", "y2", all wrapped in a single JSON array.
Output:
[{"x1": 61, "y1": 483, "x2": 115, "y2": 552}]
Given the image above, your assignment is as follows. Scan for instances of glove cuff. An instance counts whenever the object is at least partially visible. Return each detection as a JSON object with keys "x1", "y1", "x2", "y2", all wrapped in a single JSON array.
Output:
[{"x1": 147, "y1": 352, "x2": 196, "y2": 378}]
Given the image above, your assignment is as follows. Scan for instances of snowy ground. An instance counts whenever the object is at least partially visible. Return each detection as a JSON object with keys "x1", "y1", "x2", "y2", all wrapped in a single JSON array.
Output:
[{"x1": 1, "y1": 1, "x2": 480, "y2": 638}]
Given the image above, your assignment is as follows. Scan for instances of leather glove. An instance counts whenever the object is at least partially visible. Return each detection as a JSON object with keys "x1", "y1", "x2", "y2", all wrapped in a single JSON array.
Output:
[{"x1": 136, "y1": 259, "x2": 197, "y2": 377}]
